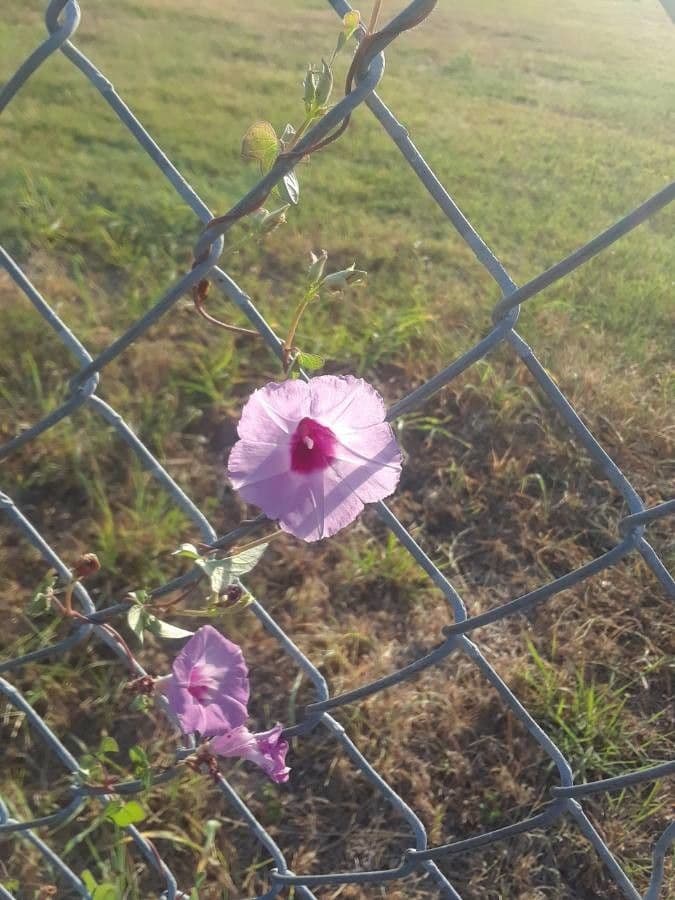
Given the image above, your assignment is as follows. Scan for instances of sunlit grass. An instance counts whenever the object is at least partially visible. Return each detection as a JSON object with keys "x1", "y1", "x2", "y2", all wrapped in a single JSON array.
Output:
[{"x1": 1, "y1": 0, "x2": 674, "y2": 897}]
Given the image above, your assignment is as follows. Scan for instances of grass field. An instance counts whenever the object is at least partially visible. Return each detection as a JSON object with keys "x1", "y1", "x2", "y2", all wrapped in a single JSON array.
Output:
[{"x1": 1, "y1": 0, "x2": 674, "y2": 897}]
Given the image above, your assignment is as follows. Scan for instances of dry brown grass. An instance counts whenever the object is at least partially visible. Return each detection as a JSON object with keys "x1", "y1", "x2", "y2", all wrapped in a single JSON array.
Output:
[{"x1": 2, "y1": 343, "x2": 673, "y2": 898}]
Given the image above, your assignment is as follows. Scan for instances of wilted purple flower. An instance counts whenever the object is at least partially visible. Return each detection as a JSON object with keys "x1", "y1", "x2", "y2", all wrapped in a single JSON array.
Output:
[
  {"x1": 210, "y1": 723, "x2": 290, "y2": 783},
  {"x1": 162, "y1": 625, "x2": 249, "y2": 736},
  {"x1": 228, "y1": 375, "x2": 402, "y2": 542}
]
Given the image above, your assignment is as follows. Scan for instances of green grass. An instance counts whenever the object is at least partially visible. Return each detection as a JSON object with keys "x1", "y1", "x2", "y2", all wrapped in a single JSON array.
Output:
[{"x1": 1, "y1": 1, "x2": 674, "y2": 898}]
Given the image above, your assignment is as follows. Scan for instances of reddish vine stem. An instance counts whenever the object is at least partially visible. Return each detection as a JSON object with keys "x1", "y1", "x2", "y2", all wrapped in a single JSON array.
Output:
[
  {"x1": 52, "y1": 587, "x2": 139, "y2": 672},
  {"x1": 191, "y1": 2, "x2": 437, "y2": 339},
  {"x1": 190, "y1": 27, "x2": 380, "y2": 328}
]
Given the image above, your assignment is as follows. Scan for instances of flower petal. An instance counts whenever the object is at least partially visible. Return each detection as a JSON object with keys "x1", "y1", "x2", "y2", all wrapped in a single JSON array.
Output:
[
  {"x1": 309, "y1": 375, "x2": 386, "y2": 432},
  {"x1": 228, "y1": 375, "x2": 402, "y2": 542},
  {"x1": 167, "y1": 626, "x2": 249, "y2": 734},
  {"x1": 234, "y1": 455, "x2": 368, "y2": 541},
  {"x1": 234, "y1": 470, "x2": 301, "y2": 521},
  {"x1": 211, "y1": 723, "x2": 290, "y2": 783},
  {"x1": 162, "y1": 677, "x2": 247, "y2": 736},
  {"x1": 282, "y1": 468, "x2": 365, "y2": 541},
  {"x1": 330, "y1": 422, "x2": 402, "y2": 503},
  {"x1": 228, "y1": 441, "x2": 291, "y2": 490},
  {"x1": 238, "y1": 380, "x2": 310, "y2": 442}
]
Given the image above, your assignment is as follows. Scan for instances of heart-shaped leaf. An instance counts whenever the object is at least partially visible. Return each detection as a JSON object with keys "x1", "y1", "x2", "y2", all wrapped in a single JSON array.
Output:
[
  {"x1": 147, "y1": 618, "x2": 194, "y2": 640},
  {"x1": 104, "y1": 800, "x2": 146, "y2": 828},
  {"x1": 297, "y1": 351, "x2": 325, "y2": 372},
  {"x1": 127, "y1": 605, "x2": 147, "y2": 645},
  {"x1": 241, "y1": 121, "x2": 279, "y2": 173}
]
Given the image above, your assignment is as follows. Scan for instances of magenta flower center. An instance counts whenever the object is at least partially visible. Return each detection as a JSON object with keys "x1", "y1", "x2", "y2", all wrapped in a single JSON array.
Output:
[
  {"x1": 185, "y1": 664, "x2": 217, "y2": 703},
  {"x1": 290, "y1": 417, "x2": 336, "y2": 474}
]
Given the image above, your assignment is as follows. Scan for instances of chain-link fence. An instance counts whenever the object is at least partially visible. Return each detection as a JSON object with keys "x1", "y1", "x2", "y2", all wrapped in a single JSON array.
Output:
[{"x1": 1, "y1": 0, "x2": 674, "y2": 897}]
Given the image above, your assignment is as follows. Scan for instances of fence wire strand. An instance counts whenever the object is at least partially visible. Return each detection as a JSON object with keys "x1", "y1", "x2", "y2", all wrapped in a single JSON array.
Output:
[{"x1": 1, "y1": 0, "x2": 673, "y2": 897}]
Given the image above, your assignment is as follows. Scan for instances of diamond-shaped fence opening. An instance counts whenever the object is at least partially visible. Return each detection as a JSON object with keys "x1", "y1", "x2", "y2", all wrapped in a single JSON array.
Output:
[{"x1": 1, "y1": 1, "x2": 674, "y2": 898}]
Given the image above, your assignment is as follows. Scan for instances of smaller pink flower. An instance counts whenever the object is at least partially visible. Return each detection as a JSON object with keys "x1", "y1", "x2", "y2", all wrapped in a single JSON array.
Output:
[
  {"x1": 228, "y1": 375, "x2": 402, "y2": 542},
  {"x1": 161, "y1": 625, "x2": 249, "y2": 736},
  {"x1": 211, "y1": 723, "x2": 290, "y2": 783}
]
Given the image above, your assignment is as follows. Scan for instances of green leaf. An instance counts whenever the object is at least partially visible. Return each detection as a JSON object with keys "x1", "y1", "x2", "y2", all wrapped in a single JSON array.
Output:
[
  {"x1": 241, "y1": 121, "x2": 279, "y2": 173},
  {"x1": 303, "y1": 66, "x2": 318, "y2": 112},
  {"x1": 200, "y1": 544, "x2": 267, "y2": 599},
  {"x1": 334, "y1": 9, "x2": 360, "y2": 56},
  {"x1": 129, "y1": 745, "x2": 152, "y2": 789},
  {"x1": 127, "y1": 589, "x2": 150, "y2": 606},
  {"x1": 99, "y1": 736, "x2": 119, "y2": 756},
  {"x1": 127, "y1": 605, "x2": 147, "y2": 645},
  {"x1": 202, "y1": 559, "x2": 233, "y2": 597},
  {"x1": 27, "y1": 571, "x2": 57, "y2": 618},
  {"x1": 27, "y1": 590, "x2": 52, "y2": 618},
  {"x1": 130, "y1": 695, "x2": 153, "y2": 713},
  {"x1": 81, "y1": 869, "x2": 98, "y2": 891},
  {"x1": 148, "y1": 618, "x2": 194, "y2": 640},
  {"x1": 228, "y1": 543, "x2": 269, "y2": 577},
  {"x1": 93, "y1": 886, "x2": 118, "y2": 900},
  {"x1": 80, "y1": 753, "x2": 97, "y2": 773},
  {"x1": 314, "y1": 59, "x2": 334, "y2": 107},
  {"x1": 104, "y1": 800, "x2": 146, "y2": 828},
  {"x1": 343, "y1": 9, "x2": 361, "y2": 39},
  {"x1": 172, "y1": 543, "x2": 202, "y2": 560},
  {"x1": 129, "y1": 745, "x2": 148, "y2": 766},
  {"x1": 297, "y1": 351, "x2": 325, "y2": 372},
  {"x1": 279, "y1": 170, "x2": 300, "y2": 205}
]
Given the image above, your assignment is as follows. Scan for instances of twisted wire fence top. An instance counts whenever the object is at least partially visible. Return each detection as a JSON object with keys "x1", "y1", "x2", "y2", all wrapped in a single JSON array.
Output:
[{"x1": 1, "y1": 0, "x2": 673, "y2": 897}]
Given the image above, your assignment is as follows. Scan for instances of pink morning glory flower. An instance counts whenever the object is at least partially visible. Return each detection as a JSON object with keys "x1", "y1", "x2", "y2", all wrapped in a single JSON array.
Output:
[
  {"x1": 227, "y1": 375, "x2": 402, "y2": 542},
  {"x1": 161, "y1": 625, "x2": 249, "y2": 736},
  {"x1": 210, "y1": 723, "x2": 290, "y2": 783}
]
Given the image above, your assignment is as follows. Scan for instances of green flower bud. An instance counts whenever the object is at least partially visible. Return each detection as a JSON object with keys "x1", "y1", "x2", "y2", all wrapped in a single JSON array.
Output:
[
  {"x1": 314, "y1": 59, "x2": 334, "y2": 107},
  {"x1": 321, "y1": 262, "x2": 367, "y2": 292},
  {"x1": 303, "y1": 66, "x2": 318, "y2": 112},
  {"x1": 308, "y1": 249, "x2": 328, "y2": 282},
  {"x1": 250, "y1": 205, "x2": 290, "y2": 235}
]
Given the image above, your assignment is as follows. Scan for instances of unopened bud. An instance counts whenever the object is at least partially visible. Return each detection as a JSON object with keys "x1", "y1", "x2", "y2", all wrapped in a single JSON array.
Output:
[
  {"x1": 308, "y1": 249, "x2": 328, "y2": 282},
  {"x1": 314, "y1": 59, "x2": 333, "y2": 107},
  {"x1": 303, "y1": 66, "x2": 318, "y2": 112},
  {"x1": 225, "y1": 584, "x2": 244, "y2": 603},
  {"x1": 321, "y1": 263, "x2": 367, "y2": 292},
  {"x1": 251, "y1": 205, "x2": 289, "y2": 235},
  {"x1": 195, "y1": 278, "x2": 210, "y2": 303},
  {"x1": 126, "y1": 675, "x2": 157, "y2": 696},
  {"x1": 72, "y1": 553, "x2": 100, "y2": 580},
  {"x1": 261, "y1": 205, "x2": 289, "y2": 233}
]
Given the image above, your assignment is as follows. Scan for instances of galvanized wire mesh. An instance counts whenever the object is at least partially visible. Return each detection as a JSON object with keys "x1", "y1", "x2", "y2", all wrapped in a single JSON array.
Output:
[{"x1": 1, "y1": 0, "x2": 674, "y2": 897}]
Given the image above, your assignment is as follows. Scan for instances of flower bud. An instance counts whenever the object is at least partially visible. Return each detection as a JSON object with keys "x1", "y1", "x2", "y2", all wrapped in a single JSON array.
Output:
[
  {"x1": 321, "y1": 263, "x2": 367, "y2": 292},
  {"x1": 251, "y1": 205, "x2": 289, "y2": 235},
  {"x1": 303, "y1": 66, "x2": 318, "y2": 112},
  {"x1": 222, "y1": 584, "x2": 244, "y2": 606},
  {"x1": 314, "y1": 59, "x2": 333, "y2": 107},
  {"x1": 308, "y1": 249, "x2": 328, "y2": 283},
  {"x1": 72, "y1": 553, "x2": 100, "y2": 580},
  {"x1": 263, "y1": 206, "x2": 289, "y2": 233}
]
